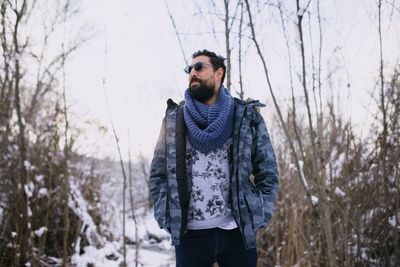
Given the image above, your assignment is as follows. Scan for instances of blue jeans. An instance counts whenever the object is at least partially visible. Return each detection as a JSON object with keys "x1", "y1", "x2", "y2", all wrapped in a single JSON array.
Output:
[{"x1": 175, "y1": 227, "x2": 258, "y2": 267}]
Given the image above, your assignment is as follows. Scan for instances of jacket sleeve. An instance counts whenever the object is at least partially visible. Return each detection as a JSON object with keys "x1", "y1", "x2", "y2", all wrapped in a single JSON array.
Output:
[
  {"x1": 251, "y1": 110, "x2": 280, "y2": 226},
  {"x1": 149, "y1": 117, "x2": 169, "y2": 231}
]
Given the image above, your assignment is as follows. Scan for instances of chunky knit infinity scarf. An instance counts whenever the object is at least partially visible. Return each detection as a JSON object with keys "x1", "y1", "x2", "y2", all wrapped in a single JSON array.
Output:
[{"x1": 183, "y1": 86, "x2": 234, "y2": 153}]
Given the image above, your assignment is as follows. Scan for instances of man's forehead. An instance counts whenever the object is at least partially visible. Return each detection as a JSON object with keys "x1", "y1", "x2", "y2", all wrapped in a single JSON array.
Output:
[{"x1": 191, "y1": 55, "x2": 210, "y2": 63}]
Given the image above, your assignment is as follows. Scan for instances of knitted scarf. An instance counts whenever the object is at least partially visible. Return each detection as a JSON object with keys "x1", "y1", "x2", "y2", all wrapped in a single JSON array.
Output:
[{"x1": 183, "y1": 86, "x2": 234, "y2": 153}]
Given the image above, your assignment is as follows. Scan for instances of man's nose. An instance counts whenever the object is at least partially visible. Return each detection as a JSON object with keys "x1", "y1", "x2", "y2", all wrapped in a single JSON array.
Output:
[{"x1": 189, "y1": 71, "x2": 197, "y2": 79}]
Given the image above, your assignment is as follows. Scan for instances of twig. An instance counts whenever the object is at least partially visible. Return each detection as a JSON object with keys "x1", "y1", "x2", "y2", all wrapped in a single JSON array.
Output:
[
  {"x1": 101, "y1": 3, "x2": 127, "y2": 265},
  {"x1": 237, "y1": 1, "x2": 244, "y2": 99},
  {"x1": 61, "y1": 1, "x2": 71, "y2": 266},
  {"x1": 127, "y1": 127, "x2": 139, "y2": 267},
  {"x1": 224, "y1": 0, "x2": 231, "y2": 89},
  {"x1": 276, "y1": 1, "x2": 307, "y2": 169},
  {"x1": 163, "y1": 0, "x2": 188, "y2": 66}
]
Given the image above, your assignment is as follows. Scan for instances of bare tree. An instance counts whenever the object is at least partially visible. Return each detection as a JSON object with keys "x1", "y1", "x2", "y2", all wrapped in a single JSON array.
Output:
[{"x1": 10, "y1": 1, "x2": 32, "y2": 264}]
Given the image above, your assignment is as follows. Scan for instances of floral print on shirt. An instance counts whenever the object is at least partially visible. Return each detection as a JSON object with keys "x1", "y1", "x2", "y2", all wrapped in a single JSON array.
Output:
[{"x1": 187, "y1": 139, "x2": 232, "y2": 222}]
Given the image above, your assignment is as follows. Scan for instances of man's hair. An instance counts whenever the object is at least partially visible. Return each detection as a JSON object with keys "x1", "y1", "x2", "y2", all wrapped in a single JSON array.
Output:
[{"x1": 192, "y1": 50, "x2": 226, "y2": 86}]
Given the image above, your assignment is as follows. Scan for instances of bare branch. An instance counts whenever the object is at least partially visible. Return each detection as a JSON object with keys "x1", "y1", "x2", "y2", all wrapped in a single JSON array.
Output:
[
  {"x1": 224, "y1": 0, "x2": 231, "y2": 89},
  {"x1": 276, "y1": 0, "x2": 307, "y2": 170},
  {"x1": 61, "y1": 1, "x2": 71, "y2": 266},
  {"x1": 163, "y1": 0, "x2": 188, "y2": 66},
  {"x1": 237, "y1": 1, "x2": 244, "y2": 99}
]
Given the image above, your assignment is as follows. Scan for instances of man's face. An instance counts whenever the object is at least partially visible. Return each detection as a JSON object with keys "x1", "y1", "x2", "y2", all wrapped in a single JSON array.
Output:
[{"x1": 188, "y1": 56, "x2": 219, "y2": 103}]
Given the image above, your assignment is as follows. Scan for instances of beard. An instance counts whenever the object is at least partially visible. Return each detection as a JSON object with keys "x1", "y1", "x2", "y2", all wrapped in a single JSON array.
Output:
[{"x1": 189, "y1": 78, "x2": 215, "y2": 103}]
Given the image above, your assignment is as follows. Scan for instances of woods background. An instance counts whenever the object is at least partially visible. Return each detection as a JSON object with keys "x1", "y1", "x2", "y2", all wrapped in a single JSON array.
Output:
[{"x1": 0, "y1": 0, "x2": 399, "y2": 266}]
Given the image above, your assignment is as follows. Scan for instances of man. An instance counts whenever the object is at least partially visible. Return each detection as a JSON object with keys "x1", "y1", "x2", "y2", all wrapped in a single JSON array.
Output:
[{"x1": 149, "y1": 50, "x2": 279, "y2": 267}]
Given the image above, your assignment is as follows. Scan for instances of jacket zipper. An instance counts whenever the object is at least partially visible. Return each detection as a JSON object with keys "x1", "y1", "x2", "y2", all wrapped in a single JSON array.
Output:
[{"x1": 231, "y1": 102, "x2": 252, "y2": 248}]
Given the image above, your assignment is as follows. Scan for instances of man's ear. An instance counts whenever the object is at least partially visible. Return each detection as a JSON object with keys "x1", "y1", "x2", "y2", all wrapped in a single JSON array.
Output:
[{"x1": 217, "y1": 67, "x2": 224, "y2": 79}]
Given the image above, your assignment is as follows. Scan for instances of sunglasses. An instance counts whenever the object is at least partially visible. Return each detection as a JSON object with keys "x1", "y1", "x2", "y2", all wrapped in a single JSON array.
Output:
[{"x1": 184, "y1": 62, "x2": 215, "y2": 74}]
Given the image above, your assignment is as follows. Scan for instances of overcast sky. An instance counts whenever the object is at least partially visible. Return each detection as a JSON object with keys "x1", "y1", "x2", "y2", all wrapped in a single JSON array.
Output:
[{"x1": 64, "y1": 0, "x2": 400, "y2": 161}]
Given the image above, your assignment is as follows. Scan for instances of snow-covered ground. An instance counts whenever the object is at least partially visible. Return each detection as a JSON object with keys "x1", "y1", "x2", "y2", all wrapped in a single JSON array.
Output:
[
  {"x1": 68, "y1": 157, "x2": 176, "y2": 267},
  {"x1": 71, "y1": 211, "x2": 175, "y2": 267}
]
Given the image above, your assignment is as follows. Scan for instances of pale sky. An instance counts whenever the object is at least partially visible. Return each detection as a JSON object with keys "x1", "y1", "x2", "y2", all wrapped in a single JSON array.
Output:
[{"x1": 63, "y1": 0, "x2": 400, "y2": 161}]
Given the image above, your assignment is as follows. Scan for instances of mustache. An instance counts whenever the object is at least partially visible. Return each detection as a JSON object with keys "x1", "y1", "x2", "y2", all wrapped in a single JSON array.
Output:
[{"x1": 190, "y1": 78, "x2": 202, "y2": 84}]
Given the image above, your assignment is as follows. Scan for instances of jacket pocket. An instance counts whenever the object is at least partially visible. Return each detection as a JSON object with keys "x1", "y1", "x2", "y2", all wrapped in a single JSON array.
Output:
[
  {"x1": 154, "y1": 188, "x2": 170, "y2": 232},
  {"x1": 243, "y1": 191, "x2": 265, "y2": 231}
]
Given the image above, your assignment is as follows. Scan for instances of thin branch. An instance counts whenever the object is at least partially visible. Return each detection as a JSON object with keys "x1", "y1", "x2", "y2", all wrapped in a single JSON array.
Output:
[
  {"x1": 307, "y1": 10, "x2": 319, "y2": 120},
  {"x1": 127, "y1": 128, "x2": 139, "y2": 267},
  {"x1": 61, "y1": 1, "x2": 71, "y2": 266},
  {"x1": 378, "y1": 0, "x2": 387, "y2": 176},
  {"x1": 163, "y1": 0, "x2": 188, "y2": 66},
  {"x1": 276, "y1": 1, "x2": 307, "y2": 170},
  {"x1": 237, "y1": 1, "x2": 244, "y2": 99},
  {"x1": 317, "y1": 0, "x2": 323, "y2": 137},
  {"x1": 101, "y1": 5, "x2": 127, "y2": 265},
  {"x1": 224, "y1": 0, "x2": 231, "y2": 88}
]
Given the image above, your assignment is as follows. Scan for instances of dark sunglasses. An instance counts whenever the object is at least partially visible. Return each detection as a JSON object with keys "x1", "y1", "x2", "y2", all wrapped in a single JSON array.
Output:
[{"x1": 184, "y1": 62, "x2": 215, "y2": 74}]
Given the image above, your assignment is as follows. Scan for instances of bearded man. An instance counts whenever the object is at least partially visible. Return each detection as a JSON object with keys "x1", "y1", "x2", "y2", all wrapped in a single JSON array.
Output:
[{"x1": 149, "y1": 50, "x2": 279, "y2": 267}]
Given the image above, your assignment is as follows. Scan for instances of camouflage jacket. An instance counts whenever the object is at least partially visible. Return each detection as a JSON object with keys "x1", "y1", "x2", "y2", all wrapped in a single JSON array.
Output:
[{"x1": 149, "y1": 97, "x2": 279, "y2": 249}]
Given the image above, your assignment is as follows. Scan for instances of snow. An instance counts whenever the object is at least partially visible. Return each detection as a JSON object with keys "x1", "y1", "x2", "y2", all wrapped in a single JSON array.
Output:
[
  {"x1": 335, "y1": 154, "x2": 345, "y2": 171},
  {"x1": 71, "y1": 242, "x2": 119, "y2": 267},
  {"x1": 71, "y1": 211, "x2": 175, "y2": 267},
  {"x1": 298, "y1": 161, "x2": 309, "y2": 189},
  {"x1": 330, "y1": 147, "x2": 338, "y2": 159},
  {"x1": 34, "y1": 227, "x2": 48, "y2": 237},
  {"x1": 35, "y1": 174, "x2": 44, "y2": 183},
  {"x1": 23, "y1": 160, "x2": 31, "y2": 170},
  {"x1": 123, "y1": 212, "x2": 169, "y2": 243},
  {"x1": 69, "y1": 180, "x2": 105, "y2": 248},
  {"x1": 363, "y1": 209, "x2": 375, "y2": 224},
  {"x1": 311, "y1": 195, "x2": 319, "y2": 205},
  {"x1": 72, "y1": 241, "x2": 174, "y2": 267},
  {"x1": 66, "y1": 157, "x2": 175, "y2": 266},
  {"x1": 288, "y1": 163, "x2": 295, "y2": 170},
  {"x1": 334, "y1": 187, "x2": 346, "y2": 197},
  {"x1": 38, "y1": 188, "x2": 48, "y2": 198},
  {"x1": 125, "y1": 218, "x2": 142, "y2": 242},
  {"x1": 143, "y1": 212, "x2": 170, "y2": 240},
  {"x1": 326, "y1": 148, "x2": 348, "y2": 183},
  {"x1": 388, "y1": 215, "x2": 399, "y2": 229},
  {"x1": 24, "y1": 182, "x2": 34, "y2": 198}
]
